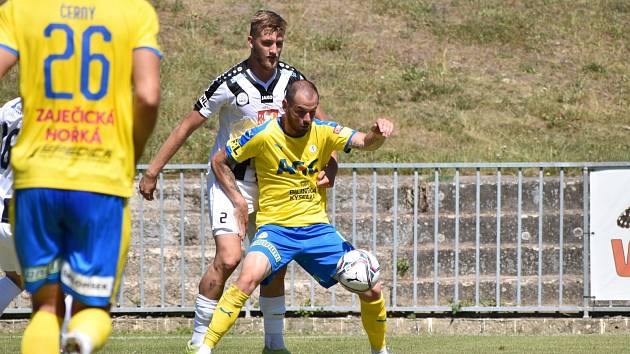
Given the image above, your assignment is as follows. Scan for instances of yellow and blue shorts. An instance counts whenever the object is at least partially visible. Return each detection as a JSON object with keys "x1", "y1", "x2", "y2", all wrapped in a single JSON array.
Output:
[
  {"x1": 12, "y1": 188, "x2": 130, "y2": 307},
  {"x1": 251, "y1": 223, "x2": 354, "y2": 288}
]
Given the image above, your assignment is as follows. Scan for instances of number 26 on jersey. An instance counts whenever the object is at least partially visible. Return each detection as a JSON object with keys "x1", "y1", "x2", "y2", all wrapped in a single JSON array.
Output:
[{"x1": 44, "y1": 23, "x2": 111, "y2": 101}]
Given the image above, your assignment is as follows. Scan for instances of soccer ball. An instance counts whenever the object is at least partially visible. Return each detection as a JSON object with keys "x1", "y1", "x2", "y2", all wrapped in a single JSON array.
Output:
[{"x1": 335, "y1": 249, "x2": 380, "y2": 293}]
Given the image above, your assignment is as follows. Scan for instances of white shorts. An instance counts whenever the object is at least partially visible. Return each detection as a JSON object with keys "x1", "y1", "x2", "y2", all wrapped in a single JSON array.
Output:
[
  {"x1": 0, "y1": 222, "x2": 19, "y2": 272},
  {"x1": 208, "y1": 176, "x2": 258, "y2": 238}
]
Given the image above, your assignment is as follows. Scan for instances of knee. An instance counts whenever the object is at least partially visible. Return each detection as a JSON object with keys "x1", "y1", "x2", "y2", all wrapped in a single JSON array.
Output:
[
  {"x1": 212, "y1": 253, "x2": 242, "y2": 274},
  {"x1": 359, "y1": 282, "x2": 382, "y2": 302},
  {"x1": 236, "y1": 273, "x2": 260, "y2": 295}
]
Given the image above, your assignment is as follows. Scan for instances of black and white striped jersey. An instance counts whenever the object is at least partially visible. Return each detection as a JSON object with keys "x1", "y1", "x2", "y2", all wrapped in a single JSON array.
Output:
[
  {"x1": 194, "y1": 60, "x2": 304, "y2": 182},
  {"x1": 0, "y1": 97, "x2": 22, "y2": 205}
]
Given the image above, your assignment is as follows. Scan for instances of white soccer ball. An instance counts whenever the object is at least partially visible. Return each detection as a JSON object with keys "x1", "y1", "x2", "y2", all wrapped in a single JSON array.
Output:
[{"x1": 335, "y1": 249, "x2": 380, "y2": 293}]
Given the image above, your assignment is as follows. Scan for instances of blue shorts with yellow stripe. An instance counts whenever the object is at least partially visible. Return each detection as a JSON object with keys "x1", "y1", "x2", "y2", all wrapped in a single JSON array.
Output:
[
  {"x1": 12, "y1": 188, "x2": 130, "y2": 307},
  {"x1": 250, "y1": 223, "x2": 354, "y2": 288}
]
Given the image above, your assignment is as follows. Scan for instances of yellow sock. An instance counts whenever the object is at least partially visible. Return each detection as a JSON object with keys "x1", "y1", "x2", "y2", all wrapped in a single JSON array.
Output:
[
  {"x1": 67, "y1": 308, "x2": 112, "y2": 351},
  {"x1": 203, "y1": 284, "x2": 250, "y2": 348},
  {"x1": 21, "y1": 310, "x2": 60, "y2": 354},
  {"x1": 360, "y1": 294, "x2": 387, "y2": 352}
]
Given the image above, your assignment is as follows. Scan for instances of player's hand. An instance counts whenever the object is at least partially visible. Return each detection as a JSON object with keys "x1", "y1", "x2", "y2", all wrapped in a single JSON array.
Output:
[
  {"x1": 138, "y1": 172, "x2": 158, "y2": 201},
  {"x1": 234, "y1": 199, "x2": 249, "y2": 241},
  {"x1": 316, "y1": 171, "x2": 332, "y2": 187},
  {"x1": 371, "y1": 118, "x2": 394, "y2": 137},
  {"x1": 317, "y1": 158, "x2": 338, "y2": 188}
]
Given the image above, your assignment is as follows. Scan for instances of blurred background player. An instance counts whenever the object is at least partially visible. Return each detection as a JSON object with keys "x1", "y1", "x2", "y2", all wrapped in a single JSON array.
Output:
[
  {"x1": 203, "y1": 80, "x2": 393, "y2": 354},
  {"x1": 138, "y1": 10, "x2": 337, "y2": 354},
  {"x1": 0, "y1": 97, "x2": 23, "y2": 315},
  {"x1": 0, "y1": 1, "x2": 161, "y2": 353}
]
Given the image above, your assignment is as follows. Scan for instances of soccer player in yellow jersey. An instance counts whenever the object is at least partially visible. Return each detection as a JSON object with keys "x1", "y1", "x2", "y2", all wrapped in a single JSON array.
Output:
[
  {"x1": 203, "y1": 80, "x2": 394, "y2": 354},
  {"x1": 0, "y1": 1, "x2": 161, "y2": 353}
]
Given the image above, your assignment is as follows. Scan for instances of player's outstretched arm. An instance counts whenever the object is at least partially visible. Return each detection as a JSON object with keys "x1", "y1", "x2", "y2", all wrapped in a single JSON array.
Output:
[
  {"x1": 211, "y1": 149, "x2": 249, "y2": 239},
  {"x1": 348, "y1": 118, "x2": 394, "y2": 151},
  {"x1": 138, "y1": 110, "x2": 206, "y2": 201},
  {"x1": 132, "y1": 49, "x2": 161, "y2": 165}
]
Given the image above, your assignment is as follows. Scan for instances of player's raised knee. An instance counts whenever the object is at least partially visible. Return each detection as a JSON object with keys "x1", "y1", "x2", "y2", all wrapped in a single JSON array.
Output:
[
  {"x1": 359, "y1": 282, "x2": 382, "y2": 302},
  {"x1": 213, "y1": 255, "x2": 242, "y2": 274}
]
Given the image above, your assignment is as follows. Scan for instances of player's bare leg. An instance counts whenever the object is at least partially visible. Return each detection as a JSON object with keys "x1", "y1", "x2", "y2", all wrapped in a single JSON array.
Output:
[
  {"x1": 201, "y1": 234, "x2": 244, "y2": 298},
  {"x1": 198, "y1": 252, "x2": 272, "y2": 354},
  {"x1": 260, "y1": 266, "x2": 289, "y2": 353},
  {"x1": 188, "y1": 234, "x2": 243, "y2": 351},
  {"x1": 358, "y1": 283, "x2": 388, "y2": 354},
  {"x1": 21, "y1": 283, "x2": 64, "y2": 353}
]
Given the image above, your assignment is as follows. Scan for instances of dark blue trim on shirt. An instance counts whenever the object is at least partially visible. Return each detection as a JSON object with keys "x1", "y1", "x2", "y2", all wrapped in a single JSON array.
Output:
[
  {"x1": 0, "y1": 44, "x2": 18, "y2": 57},
  {"x1": 133, "y1": 46, "x2": 162, "y2": 59}
]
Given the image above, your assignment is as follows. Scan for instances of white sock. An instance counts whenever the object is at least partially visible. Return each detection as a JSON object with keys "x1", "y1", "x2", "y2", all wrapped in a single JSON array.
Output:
[
  {"x1": 260, "y1": 295, "x2": 286, "y2": 350},
  {"x1": 61, "y1": 295, "x2": 73, "y2": 338},
  {"x1": 191, "y1": 294, "x2": 217, "y2": 346},
  {"x1": 0, "y1": 276, "x2": 21, "y2": 314},
  {"x1": 64, "y1": 331, "x2": 93, "y2": 354},
  {"x1": 197, "y1": 344, "x2": 212, "y2": 354},
  {"x1": 372, "y1": 347, "x2": 388, "y2": 354}
]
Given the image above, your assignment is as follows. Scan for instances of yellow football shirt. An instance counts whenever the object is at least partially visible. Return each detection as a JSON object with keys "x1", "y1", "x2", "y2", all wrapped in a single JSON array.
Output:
[
  {"x1": 226, "y1": 118, "x2": 356, "y2": 228},
  {"x1": 0, "y1": 0, "x2": 161, "y2": 197}
]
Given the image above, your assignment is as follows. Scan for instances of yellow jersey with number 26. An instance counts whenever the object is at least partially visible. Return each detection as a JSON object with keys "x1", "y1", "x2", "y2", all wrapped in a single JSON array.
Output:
[
  {"x1": 0, "y1": 0, "x2": 161, "y2": 197},
  {"x1": 226, "y1": 117, "x2": 356, "y2": 228}
]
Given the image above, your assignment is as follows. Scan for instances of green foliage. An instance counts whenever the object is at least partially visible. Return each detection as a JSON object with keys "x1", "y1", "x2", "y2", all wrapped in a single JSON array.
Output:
[
  {"x1": 312, "y1": 33, "x2": 344, "y2": 52},
  {"x1": 450, "y1": 301, "x2": 462, "y2": 315},
  {"x1": 295, "y1": 299, "x2": 318, "y2": 318},
  {"x1": 154, "y1": 0, "x2": 184, "y2": 12},
  {"x1": 396, "y1": 258, "x2": 410, "y2": 276},
  {"x1": 582, "y1": 62, "x2": 606, "y2": 74},
  {"x1": 2, "y1": 0, "x2": 629, "y2": 164}
]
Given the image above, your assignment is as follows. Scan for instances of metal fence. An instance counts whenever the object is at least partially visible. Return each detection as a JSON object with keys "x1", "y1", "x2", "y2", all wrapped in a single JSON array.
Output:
[{"x1": 5, "y1": 162, "x2": 630, "y2": 316}]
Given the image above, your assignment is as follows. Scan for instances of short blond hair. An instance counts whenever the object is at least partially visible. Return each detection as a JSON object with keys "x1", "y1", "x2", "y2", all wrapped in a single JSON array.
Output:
[{"x1": 250, "y1": 10, "x2": 287, "y2": 38}]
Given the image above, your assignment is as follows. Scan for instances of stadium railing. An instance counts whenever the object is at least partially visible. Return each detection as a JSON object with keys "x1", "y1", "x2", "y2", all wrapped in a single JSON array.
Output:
[{"x1": 5, "y1": 162, "x2": 630, "y2": 318}]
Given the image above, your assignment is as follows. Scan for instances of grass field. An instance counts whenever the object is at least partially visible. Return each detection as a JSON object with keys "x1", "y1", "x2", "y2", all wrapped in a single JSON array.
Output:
[{"x1": 1, "y1": 333, "x2": 629, "y2": 353}]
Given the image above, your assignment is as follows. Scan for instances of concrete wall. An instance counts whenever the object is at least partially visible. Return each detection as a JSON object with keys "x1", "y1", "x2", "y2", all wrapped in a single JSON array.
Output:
[{"x1": 98, "y1": 171, "x2": 587, "y2": 312}]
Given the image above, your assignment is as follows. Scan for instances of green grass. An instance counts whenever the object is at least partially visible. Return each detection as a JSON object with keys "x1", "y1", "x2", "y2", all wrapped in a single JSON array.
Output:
[
  {"x1": 2, "y1": 333, "x2": 630, "y2": 353},
  {"x1": 0, "y1": 0, "x2": 628, "y2": 164}
]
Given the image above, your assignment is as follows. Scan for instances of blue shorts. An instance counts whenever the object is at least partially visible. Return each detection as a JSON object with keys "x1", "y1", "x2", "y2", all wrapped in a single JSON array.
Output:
[
  {"x1": 13, "y1": 188, "x2": 130, "y2": 307},
  {"x1": 250, "y1": 224, "x2": 354, "y2": 288}
]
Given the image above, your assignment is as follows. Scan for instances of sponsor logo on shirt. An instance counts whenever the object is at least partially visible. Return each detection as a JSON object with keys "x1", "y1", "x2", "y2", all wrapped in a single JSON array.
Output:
[
  {"x1": 228, "y1": 138, "x2": 242, "y2": 157},
  {"x1": 261, "y1": 94, "x2": 274, "y2": 103},
  {"x1": 257, "y1": 109, "x2": 279, "y2": 125},
  {"x1": 236, "y1": 92, "x2": 249, "y2": 106},
  {"x1": 276, "y1": 158, "x2": 319, "y2": 176}
]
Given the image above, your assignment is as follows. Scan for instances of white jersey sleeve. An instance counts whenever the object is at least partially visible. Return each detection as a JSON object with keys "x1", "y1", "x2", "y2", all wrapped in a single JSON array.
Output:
[
  {"x1": 0, "y1": 97, "x2": 22, "y2": 221},
  {"x1": 193, "y1": 76, "x2": 231, "y2": 119}
]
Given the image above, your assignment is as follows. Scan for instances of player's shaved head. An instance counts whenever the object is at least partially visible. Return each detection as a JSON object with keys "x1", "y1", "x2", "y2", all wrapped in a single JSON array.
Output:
[{"x1": 285, "y1": 80, "x2": 319, "y2": 106}]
